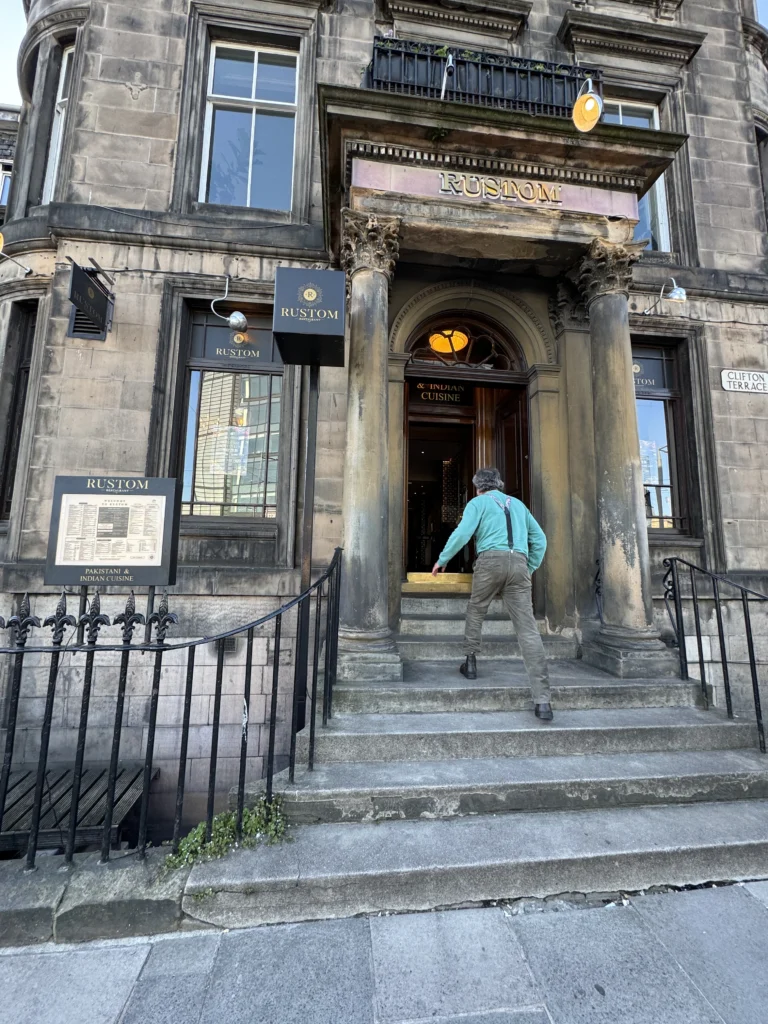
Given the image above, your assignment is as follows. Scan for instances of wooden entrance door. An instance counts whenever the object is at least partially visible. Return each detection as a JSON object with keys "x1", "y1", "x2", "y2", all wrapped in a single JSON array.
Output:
[{"x1": 495, "y1": 388, "x2": 530, "y2": 505}]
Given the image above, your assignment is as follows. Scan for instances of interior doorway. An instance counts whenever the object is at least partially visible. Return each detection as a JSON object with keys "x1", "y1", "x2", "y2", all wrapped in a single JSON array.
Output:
[{"x1": 405, "y1": 381, "x2": 529, "y2": 574}]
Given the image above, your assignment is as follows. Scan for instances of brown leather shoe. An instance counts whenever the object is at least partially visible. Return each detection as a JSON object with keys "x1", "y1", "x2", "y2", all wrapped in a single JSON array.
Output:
[{"x1": 535, "y1": 702, "x2": 554, "y2": 721}]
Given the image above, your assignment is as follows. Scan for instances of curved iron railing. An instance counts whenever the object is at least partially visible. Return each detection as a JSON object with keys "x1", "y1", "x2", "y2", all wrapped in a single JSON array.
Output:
[
  {"x1": 663, "y1": 557, "x2": 767, "y2": 752},
  {"x1": 0, "y1": 548, "x2": 342, "y2": 868}
]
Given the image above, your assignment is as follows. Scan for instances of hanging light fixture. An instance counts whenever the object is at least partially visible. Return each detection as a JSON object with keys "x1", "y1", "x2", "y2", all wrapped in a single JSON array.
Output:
[
  {"x1": 572, "y1": 78, "x2": 603, "y2": 133},
  {"x1": 642, "y1": 277, "x2": 687, "y2": 315},
  {"x1": 429, "y1": 327, "x2": 469, "y2": 354}
]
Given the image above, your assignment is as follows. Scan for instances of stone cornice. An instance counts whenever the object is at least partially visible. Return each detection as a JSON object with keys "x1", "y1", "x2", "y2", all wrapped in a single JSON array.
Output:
[
  {"x1": 346, "y1": 139, "x2": 647, "y2": 192},
  {"x1": 590, "y1": 0, "x2": 685, "y2": 20},
  {"x1": 744, "y1": 18, "x2": 768, "y2": 74},
  {"x1": 558, "y1": 10, "x2": 706, "y2": 69},
  {"x1": 380, "y1": 0, "x2": 531, "y2": 41}
]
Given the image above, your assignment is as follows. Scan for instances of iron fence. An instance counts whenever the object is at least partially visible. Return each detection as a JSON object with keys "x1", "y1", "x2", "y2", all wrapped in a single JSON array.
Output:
[
  {"x1": 368, "y1": 37, "x2": 602, "y2": 119},
  {"x1": 663, "y1": 557, "x2": 767, "y2": 752},
  {"x1": 0, "y1": 548, "x2": 341, "y2": 869}
]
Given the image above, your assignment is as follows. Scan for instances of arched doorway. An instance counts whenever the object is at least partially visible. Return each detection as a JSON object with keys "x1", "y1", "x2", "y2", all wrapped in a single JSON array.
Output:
[{"x1": 403, "y1": 310, "x2": 529, "y2": 574}]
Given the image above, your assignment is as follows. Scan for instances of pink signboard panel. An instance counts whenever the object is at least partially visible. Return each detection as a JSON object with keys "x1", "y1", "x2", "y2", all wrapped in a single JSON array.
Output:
[{"x1": 351, "y1": 159, "x2": 639, "y2": 220}]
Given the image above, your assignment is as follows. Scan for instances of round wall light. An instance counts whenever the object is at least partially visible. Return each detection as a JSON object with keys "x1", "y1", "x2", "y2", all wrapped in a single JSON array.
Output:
[
  {"x1": 429, "y1": 328, "x2": 469, "y2": 354},
  {"x1": 572, "y1": 79, "x2": 603, "y2": 133}
]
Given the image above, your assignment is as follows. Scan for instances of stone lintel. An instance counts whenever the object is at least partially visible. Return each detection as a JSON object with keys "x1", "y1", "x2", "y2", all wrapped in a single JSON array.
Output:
[{"x1": 381, "y1": 0, "x2": 532, "y2": 43}]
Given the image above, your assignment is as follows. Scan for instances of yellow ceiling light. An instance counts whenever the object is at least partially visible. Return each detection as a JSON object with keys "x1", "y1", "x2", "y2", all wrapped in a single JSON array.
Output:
[{"x1": 428, "y1": 328, "x2": 469, "y2": 354}]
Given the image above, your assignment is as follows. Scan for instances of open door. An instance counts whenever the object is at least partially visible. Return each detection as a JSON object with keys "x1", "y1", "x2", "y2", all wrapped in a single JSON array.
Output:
[{"x1": 495, "y1": 388, "x2": 529, "y2": 505}]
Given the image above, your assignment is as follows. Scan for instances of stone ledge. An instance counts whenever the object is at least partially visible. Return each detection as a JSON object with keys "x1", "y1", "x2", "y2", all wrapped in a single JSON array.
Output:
[{"x1": 0, "y1": 850, "x2": 190, "y2": 947}]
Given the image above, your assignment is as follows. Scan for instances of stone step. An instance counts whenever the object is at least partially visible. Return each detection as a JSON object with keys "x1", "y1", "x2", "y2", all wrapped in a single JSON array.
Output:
[
  {"x1": 395, "y1": 634, "x2": 578, "y2": 661},
  {"x1": 274, "y1": 749, "x2": 768, "y2": 824},
  {"x1": 333, "y1": 659, "x2": 702, "y2": 713},
  {"x1": 401, "y1": 595, "x2": 505, "y2": 616},
  {"x1": 184, "y1": 799, "x2": 768, "y2": 929},
  {"x1": 399, "y1": 614, "x2": 527, "y2": 637},
  {"x1": 297, "y1": 707, "x2": 755, "y2": 763}
]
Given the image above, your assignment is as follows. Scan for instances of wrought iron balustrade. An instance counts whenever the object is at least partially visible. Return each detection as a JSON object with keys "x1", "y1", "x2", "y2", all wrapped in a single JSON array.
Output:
[
  {"x1": 368, "y1": 37, "x2": 602, "y2": 119},
  {"x1": 663, "y1": 557, "x2": 768, "y2": 751},
  {"x1": 0, "y1": 549, "x2": 342, "y2": 869}
]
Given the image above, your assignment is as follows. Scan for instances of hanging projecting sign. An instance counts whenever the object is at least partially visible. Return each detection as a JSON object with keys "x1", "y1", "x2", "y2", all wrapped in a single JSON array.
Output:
[
  {"x1": 721, "y1": 369, "x2": 768, "y2": 394},
  {"x1": 45, "y1": 476, "x2": 179, "y2": 587},
  {"x1": 68, "y1": 263, "x2": 113, "y2": 340},
  {"x1": 272, "y1": 267, "x2": 346, "y2": 366}
]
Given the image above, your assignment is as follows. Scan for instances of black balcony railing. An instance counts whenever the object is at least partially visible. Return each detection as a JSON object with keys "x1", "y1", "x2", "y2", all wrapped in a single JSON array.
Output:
[{"x1": 368, "y1": 38, "x2": 602, "y2": 119}]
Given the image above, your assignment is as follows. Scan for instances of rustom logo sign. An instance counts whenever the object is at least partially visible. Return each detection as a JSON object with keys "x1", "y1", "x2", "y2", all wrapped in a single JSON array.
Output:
[
  {"x1": 438, "y1": 173, "x2": 563, "y2": 205},
  {"x1": 273, "y1": 267, "x2": 346, "y2": 367}
]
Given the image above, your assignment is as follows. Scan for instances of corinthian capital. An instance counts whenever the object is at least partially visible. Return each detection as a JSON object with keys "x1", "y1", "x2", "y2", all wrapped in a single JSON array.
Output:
[
  {"x1": 340, "y1": 210, "x2": 401, "y2": 281},
  {"x1": 577, "y1": 238, "x2": 647, "y2": 306}
]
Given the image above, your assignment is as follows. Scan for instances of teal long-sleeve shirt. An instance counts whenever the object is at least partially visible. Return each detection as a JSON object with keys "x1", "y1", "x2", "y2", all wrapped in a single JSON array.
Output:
[{"x1": 437, "y1": 490, "x2": 547, "y2": 572}]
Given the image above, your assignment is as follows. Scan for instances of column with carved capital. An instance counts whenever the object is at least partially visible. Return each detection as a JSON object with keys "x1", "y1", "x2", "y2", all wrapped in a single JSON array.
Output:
[
  {"x1": 578, "y1": 238, "x2": 677, "y2": 677},
  {"x1": 337, "y1": 210, "x2": 402, "y2": 678}
]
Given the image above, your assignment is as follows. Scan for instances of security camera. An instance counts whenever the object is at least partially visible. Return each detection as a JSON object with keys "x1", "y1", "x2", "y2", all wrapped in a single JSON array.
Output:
[
  {"x1": 445, "y1": 54, "x2": 455, "y2": 78},
  {"x1": 227, "y1": 311, "x2": 248, "y2": 332}
]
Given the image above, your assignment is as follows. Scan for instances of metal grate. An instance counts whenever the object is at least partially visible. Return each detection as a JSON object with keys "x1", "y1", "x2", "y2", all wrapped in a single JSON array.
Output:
[{"x1": 368, "y1": 38, "x2": 602, "y2": 119}]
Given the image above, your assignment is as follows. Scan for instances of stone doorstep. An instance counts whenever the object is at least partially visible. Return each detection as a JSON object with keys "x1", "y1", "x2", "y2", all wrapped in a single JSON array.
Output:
[
  {"x1": 0, "y1": 851, "x2": 191, "y2": 948},
  {"x1": 182, "y1": 800, "x2": 768, "y2": 930}
]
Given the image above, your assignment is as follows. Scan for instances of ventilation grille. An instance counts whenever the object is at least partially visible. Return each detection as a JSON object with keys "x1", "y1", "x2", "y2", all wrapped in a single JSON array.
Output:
[{"x1": 68, "y1": 304, "x2": 107, "y2": 341}]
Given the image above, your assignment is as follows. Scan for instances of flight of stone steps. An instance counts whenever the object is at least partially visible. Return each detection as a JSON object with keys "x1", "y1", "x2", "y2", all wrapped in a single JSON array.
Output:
[{"x1": 201, "y1": 595, "x2": 768, "y2": 930}]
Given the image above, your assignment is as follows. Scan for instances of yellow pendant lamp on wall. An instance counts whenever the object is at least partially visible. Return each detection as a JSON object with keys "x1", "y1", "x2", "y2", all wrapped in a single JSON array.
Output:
[{"x1": 572, "y1": 78, "x2": 603, "y2": 133}]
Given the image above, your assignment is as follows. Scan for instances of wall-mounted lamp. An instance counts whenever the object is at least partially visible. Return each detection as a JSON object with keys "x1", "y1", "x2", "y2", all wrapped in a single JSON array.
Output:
[
  {"x1": 572, "y1": 78, "x2": 603, "y2": 133},
  {"x1": 642, "y1": 277, "x2": 687, "y2": 315},
  {"x1": 211, "y1": 275, "x2": 248, "y2": 332},
  {"x1": 0, "y1": 232, "x2": 32, "y2": 275}
]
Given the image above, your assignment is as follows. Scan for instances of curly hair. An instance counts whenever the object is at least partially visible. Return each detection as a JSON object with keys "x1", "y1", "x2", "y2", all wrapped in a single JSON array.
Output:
[{"x1": 472, "y1": 467, "x2": 504, "y2": 493}]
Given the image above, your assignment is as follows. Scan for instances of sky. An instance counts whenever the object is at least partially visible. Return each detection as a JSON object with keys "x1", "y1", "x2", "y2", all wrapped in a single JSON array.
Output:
[{"x1": 0, "y1": 2, "x2": 27, "y2": 107}]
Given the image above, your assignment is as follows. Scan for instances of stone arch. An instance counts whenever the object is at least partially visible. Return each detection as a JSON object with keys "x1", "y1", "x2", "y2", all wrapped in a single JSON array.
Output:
[{"x1": 389, "y1": 281, "x2": 558, "y2": 367}]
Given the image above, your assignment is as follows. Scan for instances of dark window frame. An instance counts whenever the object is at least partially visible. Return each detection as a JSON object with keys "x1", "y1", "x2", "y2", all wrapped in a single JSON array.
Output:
[
  {"x1": 0, "y1": 301, "x2": 37, "y2": 520},
  {"x1": 179, "y1": 308, "x2": 285, "y2": 520},
  {"x1": 632, "y1": 340, "x2": 691, "y2": 535}
]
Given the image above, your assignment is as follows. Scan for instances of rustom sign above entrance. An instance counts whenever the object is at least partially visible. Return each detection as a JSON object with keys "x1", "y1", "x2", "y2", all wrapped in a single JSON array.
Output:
[{"x1": 351, "y1": 159, "x2": 638, "y2": 220}]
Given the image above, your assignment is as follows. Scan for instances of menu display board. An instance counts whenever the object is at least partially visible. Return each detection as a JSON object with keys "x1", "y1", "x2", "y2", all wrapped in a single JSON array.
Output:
[{"x1": 45, "y1": 477, "x2": 179, "y2": 587}]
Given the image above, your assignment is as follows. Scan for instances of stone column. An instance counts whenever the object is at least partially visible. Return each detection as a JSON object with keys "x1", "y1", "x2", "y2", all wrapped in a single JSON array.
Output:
[
  {"x1": 337, "y1": 211, "x2": 403, "y2": 681},
  {"x1": 578, "y1": 238, "x2": 677, "y2": 677}
]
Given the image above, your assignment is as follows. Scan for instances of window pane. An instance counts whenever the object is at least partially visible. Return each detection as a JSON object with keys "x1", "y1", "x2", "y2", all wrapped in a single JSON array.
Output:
[
  {"x1": 603, "y1": 102, "x2": 621, "y2": 125},
  {"x1": 206, "y1": 107, "x2": 252, "y2": 206},
  {"x1": 255, "y1": 53, "x2": 297, "y2": 103},
  {"x1": 212, "y1": 48, "x2": 254, "y2": 98},
  {"x1": 0, "y1": 176, "x2": 9, "y2": 204},
  {"x1": 60, "y1": 49, "x2": 74, "y2": 101},
  {"x1": 184, "y1": 371, "x2": 280, "y2": 516},
  {"x1": 633, "y1": 351, "x2": 664, "y2": 389},
  {"x1": 182, "y1": 370, "x2": 201, "y2": 503},
  {"x1": 623, "y1": 108, "x2": 655, "y2": 129},
  {"x1": 636, "y1": 398, "x2": 674, "y2": 528},
  {"x1": 250, "y1": 112, "x2": 294, "y2": 210},
  {"x1": 635, "y1": 193, "x2": 655, "y2": 250}
]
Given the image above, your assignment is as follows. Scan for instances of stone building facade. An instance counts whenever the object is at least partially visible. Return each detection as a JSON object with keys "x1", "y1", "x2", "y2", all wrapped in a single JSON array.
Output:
[{"x1": 2, "y1": 0, "x2": 768, "y2": 810}]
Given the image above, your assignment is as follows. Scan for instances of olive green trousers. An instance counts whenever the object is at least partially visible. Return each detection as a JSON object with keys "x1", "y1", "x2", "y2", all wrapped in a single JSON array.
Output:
[{"x1": 464, "y1": 549, "x2": 551, "y2": 704}]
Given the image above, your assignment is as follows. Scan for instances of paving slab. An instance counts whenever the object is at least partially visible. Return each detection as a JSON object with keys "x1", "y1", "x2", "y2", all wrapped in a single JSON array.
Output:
[
  {"x1": 0, "y1": 857, "x2": 68, "y2": 946},
  {"x1": 184, "y1": 799, "x2": 768, "y2": 927},
  {"x1": 198, "y1": 917, "x2": 374, "y2": 1024},
  {"x1": 54, "y1": 849, "x2": 189, "y2": 943},
  {"x1": 370, "y1": 907, "x2": 539, "y2": 1022},
  {"x1": 0, "y1": 944, "x2": 149, "y2": 1024},
  {"x1": 632, "y1": 885, "x2": 768, "y2": 1024},
  {"x1": 511, "y1": 904, "x2": 723, "y2": 1024},
  {"x1": 743, "y1": 878, "x2": 768, "y2": 908}
]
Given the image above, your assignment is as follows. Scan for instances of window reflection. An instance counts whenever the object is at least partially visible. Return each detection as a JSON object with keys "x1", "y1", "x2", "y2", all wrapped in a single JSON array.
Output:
[{"x1": 182, "y1": 371, "x2": 281, "y2": 518}]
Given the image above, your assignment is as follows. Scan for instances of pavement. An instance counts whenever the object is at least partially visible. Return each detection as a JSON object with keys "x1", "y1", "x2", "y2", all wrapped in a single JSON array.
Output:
[{"x1": 2, "y1": 882, "x2": 768, "y2": 1024}]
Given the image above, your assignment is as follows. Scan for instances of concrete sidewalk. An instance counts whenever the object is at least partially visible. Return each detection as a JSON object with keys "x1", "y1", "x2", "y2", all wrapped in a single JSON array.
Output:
[{"x1": 2, "y1": 882, "x2": 768, "y2": 1024}]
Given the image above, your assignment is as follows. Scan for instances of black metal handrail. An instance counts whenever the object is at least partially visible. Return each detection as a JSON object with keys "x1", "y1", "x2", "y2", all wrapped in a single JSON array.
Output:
[
  {"x1": 368, "y1": 37, "x2": 602, "y2": 119},
  {"x1": 0, "y1": 548, "x2": 342, "y2": 869},
  {"x1": 663, "y1": 557, "x2": 767, "y2": 751}
]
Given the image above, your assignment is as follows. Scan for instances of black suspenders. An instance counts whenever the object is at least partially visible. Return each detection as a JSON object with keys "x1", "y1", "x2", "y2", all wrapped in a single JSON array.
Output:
[{"x1": 492, "y1": 496, "x2": 514, "y2": 550}]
